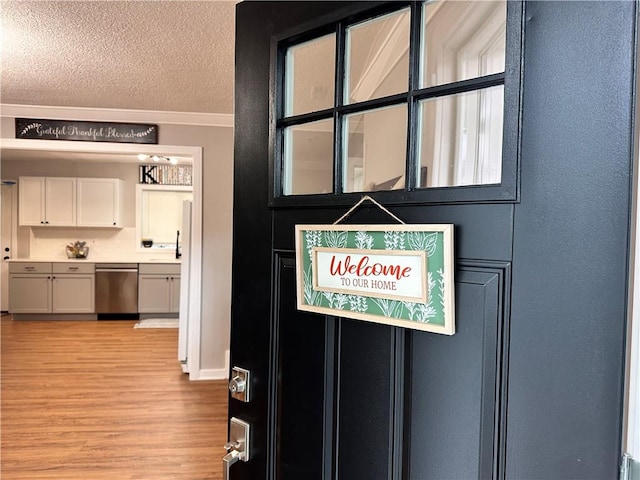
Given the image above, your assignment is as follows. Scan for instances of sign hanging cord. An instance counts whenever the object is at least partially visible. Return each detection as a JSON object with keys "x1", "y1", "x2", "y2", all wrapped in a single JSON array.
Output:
[{"x1": 333, "y1": 195, "x2": 405, "y2": 225}]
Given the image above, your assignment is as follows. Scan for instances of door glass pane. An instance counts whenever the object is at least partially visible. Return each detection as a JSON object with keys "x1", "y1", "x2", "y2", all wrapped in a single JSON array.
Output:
[
  {"x1": 345, "y1": 8, "x2": 410, "y2": 104},
  {"x1": 421, "y1": 0, "x2": 506, "y2": 88},
  {"x1": 343, "y1": 104, "x2": 407, "y2": 193},
  {"x1": 285, "y1": 33, "x2": 336, "y2": 116},
  {"x1": 418, "y1": 85, "x2": 503, "y2": 188},
  {"x1": 282, "y1": 119, "x2": 334, "y2": 195}
]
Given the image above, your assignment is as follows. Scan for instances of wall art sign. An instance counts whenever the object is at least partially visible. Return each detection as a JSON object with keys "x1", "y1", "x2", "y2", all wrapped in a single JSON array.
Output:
[
  {"x1": 295, "y1": 224, "x2": 455, "y2": 335},
  {"x1": 139, "y1": 164, "x2": 192, "y2": 185},
  {"x1": 15, "y1": 118, "x2": 158, "y2": 144}
]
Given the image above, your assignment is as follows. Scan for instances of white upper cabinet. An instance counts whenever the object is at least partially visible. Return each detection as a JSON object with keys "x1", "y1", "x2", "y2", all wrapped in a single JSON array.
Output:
[
  {"x1": 19, "y1": 176, "x2": 123, "y2": 228},
  {"x1": 19, "y1": 176, "x2": 76, "y2": 226},
  {"x1": 18, "y1": 176, "x2": 45, "y2": 226},
  {"x1": 46, "y1": 178, "x2": 77, "y2": 225},
  {"x1": 76, "y1": 178, "x2": 124, "y2": 227}
]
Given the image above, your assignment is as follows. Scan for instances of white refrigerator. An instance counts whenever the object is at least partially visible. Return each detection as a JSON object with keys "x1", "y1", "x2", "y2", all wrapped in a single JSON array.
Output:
[{"x1": 178, "y1": 200, "x2": 192, "y2": 371}]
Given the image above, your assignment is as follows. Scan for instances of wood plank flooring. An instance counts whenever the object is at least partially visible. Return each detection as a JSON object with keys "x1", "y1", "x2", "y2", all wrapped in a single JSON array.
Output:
[{"x1": 1, "y1": 316, "x2": 228, "y2": 479}]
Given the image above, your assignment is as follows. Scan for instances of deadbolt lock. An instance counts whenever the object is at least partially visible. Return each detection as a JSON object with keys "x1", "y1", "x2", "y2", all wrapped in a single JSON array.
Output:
[
  {"x1": 229, "y1": 376, "x2": 245, "y2": 394},
  {"x1": 229, "y1": 366, "x2": 250, "y2": 402}
]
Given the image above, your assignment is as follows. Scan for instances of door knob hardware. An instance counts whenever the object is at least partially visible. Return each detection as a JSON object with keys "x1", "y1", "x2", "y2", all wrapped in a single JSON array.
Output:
[
  {"x1": 229, "y1": 366, "x2": 250, "y2": 402},
  {"x1": 224, "y1": 441, "x2": 240, "y2": 451},
  {"x1": 222, "y1": 417, "x2": 250, "y2": 480},
  {"x1": 223, "y1": 450, "x2": 240, "y2": 480}
]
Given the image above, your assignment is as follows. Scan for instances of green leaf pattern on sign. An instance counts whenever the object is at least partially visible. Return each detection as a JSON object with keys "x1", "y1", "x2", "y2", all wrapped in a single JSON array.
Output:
[
  {"x1": 302, "y1": 229, "x2": 447, "y2": 326},
  {"x1": 324, "y1": 230, "x2": 348, "y2": 248},
  {"x1": 303, "y1": 267, "x2": 322, "y2": 306},
  {"x1": 322, "y1": 291, "x2": 335, "y2": 309},
  {"x1": 334, "y1": 293, "x2": 349, "y2": 310},
  {"x1": 348, "y1": 294, "x2": 368, "y2": 313},
  {"x1": 355, "y1": 231, "x2": 374, "y2": 249},
  {"x1": 437, "y1": 268, "x2": 446, "y2": 311},
  {"x1": 400, "y1": 271, "x2": 437, "y2": 323},
  {"x1": 305, "y1": 230, "x2": 323, "y2": 263},
  {"x1": 372, "y1": 297, "x2": 403, "y2": 318},
  {"x1": 407, "y1": 231, "x2": 438, "y2": 256},
  {"x1": 384, "y1": 231, "x2": 405, "y2": 250}
]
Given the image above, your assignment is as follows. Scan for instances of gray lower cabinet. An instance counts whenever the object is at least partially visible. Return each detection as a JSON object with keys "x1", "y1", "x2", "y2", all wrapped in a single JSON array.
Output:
[
  {"x1": 138, "y1": 264, "x2": 181, "y2": 314},
  {"x1": 9, "y1": 265, "x2": 52, "y2": 314},
  {"x1": 9, "y1": 262, "x2": 95, "y2": 314},
  {"x1": 52, "y1": 262, "x2": 95, "y2": 313}
]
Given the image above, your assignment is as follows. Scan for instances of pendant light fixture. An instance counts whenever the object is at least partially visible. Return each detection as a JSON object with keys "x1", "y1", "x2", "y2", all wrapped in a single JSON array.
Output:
[{"x1": 137, "y1": 154, "x2": 179, "y2": 165}]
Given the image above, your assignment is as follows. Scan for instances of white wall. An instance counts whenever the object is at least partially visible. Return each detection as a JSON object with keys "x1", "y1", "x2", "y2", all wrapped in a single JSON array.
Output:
[
  {"x1": 157, "y1": 123, "x2": 234, "y2": 374},
  {"x1": 0, "y1": 113, "x2": 234, "y2": 378}
]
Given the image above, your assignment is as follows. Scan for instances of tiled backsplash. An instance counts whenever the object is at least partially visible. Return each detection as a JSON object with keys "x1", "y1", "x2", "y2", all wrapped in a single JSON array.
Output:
[{"x1": 28, "y1": 227, "x2": 174, "y2": 260}]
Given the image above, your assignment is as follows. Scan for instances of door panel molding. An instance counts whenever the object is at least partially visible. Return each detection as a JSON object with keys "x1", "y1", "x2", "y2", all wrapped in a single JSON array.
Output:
[
  {"x1": 407, "y1": 260, "x2": 510, "y2": 479},
  {"x1": 336, "y1": 318, "x2": 396, "y2": 479},
  {"x1": 271, "y1": 251, "x2": 512, "y2": 479},
  {"x1": 271, "y1": 253, "x2": 330, "y2": 479}
]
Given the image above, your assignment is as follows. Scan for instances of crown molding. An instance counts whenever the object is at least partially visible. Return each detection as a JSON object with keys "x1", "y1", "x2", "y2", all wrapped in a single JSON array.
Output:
[{"x1": 0, "y1": 104, "x2": 233, "y2": 128}]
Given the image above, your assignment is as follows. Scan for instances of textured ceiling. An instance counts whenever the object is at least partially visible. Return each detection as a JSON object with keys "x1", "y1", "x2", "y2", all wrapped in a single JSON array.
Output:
[{"x1": 1, "y1": 0, "x2": 236, "y2": 114}]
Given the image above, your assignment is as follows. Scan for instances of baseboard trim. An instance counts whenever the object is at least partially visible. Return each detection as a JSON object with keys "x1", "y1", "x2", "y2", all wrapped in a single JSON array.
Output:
[
  {"x1": 197, "y1": 368, "x2": 229, "y2": 380},
  {"x1": 12, "y1": 313, "x2": 97, "y2": 321},
  {"x1": 192, "y1": 350, "x2": 230, "y2": 380}
]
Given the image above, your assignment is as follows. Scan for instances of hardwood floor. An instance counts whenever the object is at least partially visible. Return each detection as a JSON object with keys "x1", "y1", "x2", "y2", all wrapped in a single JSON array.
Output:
[{"x1": 1, "y1": 316, "x2": 228, "y2": 479}]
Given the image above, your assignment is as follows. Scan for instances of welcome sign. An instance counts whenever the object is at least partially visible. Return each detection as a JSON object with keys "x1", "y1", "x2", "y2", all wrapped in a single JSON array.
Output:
[
  {"x1": 313, "y1": 248, "x2": 427, "y2": 302},
  {"x1": 295, "y1": 224, "x2": 455, "y2": 335}
]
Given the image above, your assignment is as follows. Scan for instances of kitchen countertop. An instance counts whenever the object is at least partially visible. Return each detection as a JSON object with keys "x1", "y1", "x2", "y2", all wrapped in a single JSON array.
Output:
[{"x1": 8, "y1": 257, "x2": 181, "y2": 264}]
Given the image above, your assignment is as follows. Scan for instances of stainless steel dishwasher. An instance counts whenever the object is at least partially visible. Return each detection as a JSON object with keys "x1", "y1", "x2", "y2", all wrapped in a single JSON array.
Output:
[{"x1": 95, "y1": 263, "x2": 138, "y2": 318}]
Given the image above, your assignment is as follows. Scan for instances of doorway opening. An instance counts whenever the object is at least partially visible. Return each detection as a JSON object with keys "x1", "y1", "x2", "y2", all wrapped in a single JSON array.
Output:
[
  {"x1": 0, "y1": 138, "x2": 204, "y2": 379},
  {"x1": 1, "y1": 180, "x2": 18, "y2": 312}
]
